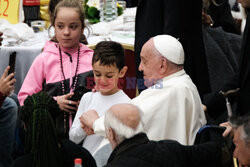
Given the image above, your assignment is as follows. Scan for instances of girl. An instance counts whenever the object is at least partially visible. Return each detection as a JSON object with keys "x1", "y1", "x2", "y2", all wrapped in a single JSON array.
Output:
[{"x1": 18, "y1": 0, "x2": 93, "y2": 137}]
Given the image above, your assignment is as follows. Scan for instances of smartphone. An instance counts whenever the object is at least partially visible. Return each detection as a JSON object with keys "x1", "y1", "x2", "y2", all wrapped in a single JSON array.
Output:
[
  {"x1": 8, "y1": 52, "x2": 16, "y2": 75},
  {"x1": 70, "y1": 85, "x2": 90, "y2": 102}
]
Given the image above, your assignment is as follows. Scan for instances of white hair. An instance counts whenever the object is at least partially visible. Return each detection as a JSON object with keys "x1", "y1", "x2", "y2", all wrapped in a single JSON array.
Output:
[
  {"x1": 104, "y1": 107, "x2": 144, "y2": 143},
  {"x1": 230, "y1": 116, "x2": 250, "y2": 145}
]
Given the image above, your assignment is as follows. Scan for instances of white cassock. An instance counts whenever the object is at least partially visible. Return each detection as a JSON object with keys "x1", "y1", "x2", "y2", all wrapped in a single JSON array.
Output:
[
  {"x1": 93, "y1": 69, "x2": 206, "y2": 145},
  {"x1": 131, "y1": 69, "x2": 206, "y2": 145}
]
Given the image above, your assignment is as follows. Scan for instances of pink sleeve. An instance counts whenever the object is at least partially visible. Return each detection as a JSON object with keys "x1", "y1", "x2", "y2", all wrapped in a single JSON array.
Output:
[{"x1": 18, "y1": 54, "x2": 45, "y2": 106}]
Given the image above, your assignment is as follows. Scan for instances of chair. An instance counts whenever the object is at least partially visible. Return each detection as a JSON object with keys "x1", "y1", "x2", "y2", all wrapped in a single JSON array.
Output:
[
  {"x1": 88, "y1": 43, "x2": 137, "y2": 99},
  {"x1": 195, "y1": 125, "x2": 235, "y2": 167}
]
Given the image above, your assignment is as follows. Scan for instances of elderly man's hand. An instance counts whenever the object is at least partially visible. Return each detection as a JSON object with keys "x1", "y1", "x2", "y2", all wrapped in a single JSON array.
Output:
[
  {"x1": 81, "y1": 124, "x2": 94, "y2": 135},
  {"x1": 0, "y1": 66, "x2": 16, "y2": 96},
  {"x1": 80, "y1": 110, "x2": 99, "y2": 132},
  {"x1": 220, "y1": 121, "x2": 233, "y2": 138}
]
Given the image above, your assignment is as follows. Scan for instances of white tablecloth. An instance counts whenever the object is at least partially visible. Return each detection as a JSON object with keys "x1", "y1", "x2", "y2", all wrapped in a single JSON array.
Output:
[{"x1": 0, "y1": 8, "x2": 136, "y2": 94}]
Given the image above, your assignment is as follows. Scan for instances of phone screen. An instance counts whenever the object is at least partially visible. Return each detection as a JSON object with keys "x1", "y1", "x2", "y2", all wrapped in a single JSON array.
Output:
[{"x1": 8, "y1": 52, "x2": 16, "y2": 75}]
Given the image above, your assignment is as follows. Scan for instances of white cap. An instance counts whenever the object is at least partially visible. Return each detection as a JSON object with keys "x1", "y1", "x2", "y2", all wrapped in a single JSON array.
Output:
[{"x1": 153, "y1": 35, "x2": 184, "y2": 65}]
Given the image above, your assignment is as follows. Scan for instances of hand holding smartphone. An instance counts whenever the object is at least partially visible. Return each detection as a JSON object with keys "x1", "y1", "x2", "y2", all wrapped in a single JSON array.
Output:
[{"x1": 8, "y1": 52, "x2": 16, "y2": 77}]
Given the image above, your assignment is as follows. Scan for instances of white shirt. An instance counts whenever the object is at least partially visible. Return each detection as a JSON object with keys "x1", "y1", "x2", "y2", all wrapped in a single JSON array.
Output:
[
  {"x1": 69, "y1": 90, "x2": 131, "y2": 154},
  {"x1": 93, "y1": 70, "x2": 206, "y2": 145}
]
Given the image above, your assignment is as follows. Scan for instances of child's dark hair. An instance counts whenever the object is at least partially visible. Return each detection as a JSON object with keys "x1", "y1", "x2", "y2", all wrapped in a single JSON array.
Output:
[{"x1": 92, "y1": 41, "x2": 125, "y2": 71}]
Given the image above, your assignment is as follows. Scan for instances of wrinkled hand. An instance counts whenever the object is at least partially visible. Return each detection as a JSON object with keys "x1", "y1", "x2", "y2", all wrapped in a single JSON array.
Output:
[
  {"x1": 81, "y1": 123, "x2": 94, "y2": 135},
  {"x1": 80, "y1": 110, "x2": 99, "y2": 134},
  {"x1": 57, "y1": 92, "x2": 79, "y2": 113},
  {"x1": 0, "y1": 66, "x2": 16, "y2": 96},
  {"x1": 220, "y1": 122, "x2": 233, "y2": 138},
  {"x1": 0, "y1": 32, "x2": 3, "y2": 46}
]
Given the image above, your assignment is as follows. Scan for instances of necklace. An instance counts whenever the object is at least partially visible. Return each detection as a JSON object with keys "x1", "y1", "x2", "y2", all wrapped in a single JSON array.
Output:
[{"x1": 59, "y1": 45, "x2": 80, "y2": 134}]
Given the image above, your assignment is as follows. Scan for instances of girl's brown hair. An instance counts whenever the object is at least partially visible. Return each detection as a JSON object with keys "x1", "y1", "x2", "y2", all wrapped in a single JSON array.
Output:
[{"x1": 51, "y1": 0, "x2": 85, "y2": 29}]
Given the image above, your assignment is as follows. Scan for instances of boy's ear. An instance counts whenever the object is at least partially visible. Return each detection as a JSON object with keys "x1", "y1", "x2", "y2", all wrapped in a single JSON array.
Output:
[{"x1": 119, "y1": 66, "x2": 128, "y2": 78}]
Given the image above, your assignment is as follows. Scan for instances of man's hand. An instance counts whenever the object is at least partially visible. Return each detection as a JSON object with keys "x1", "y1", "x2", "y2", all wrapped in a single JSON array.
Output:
[
  {"x1": 81, "y1": 123, "x2": 94, "y2": 135},
  {"x1": 220, "y1": 121, "x2": 233, "y2": 138},
  {"x1": 56, "y1": 93, "x2": 79, "y2": 112},
  {"x1": 0, "y1": 66, "x2": 16, "y2": 96},
  {"x1": 80, "y1": 109, "x2": 99, "y2": 134}
]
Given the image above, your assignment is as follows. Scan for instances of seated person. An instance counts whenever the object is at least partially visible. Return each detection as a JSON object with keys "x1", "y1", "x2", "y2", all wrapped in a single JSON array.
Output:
[
  {"x1": 0, "y1": 66, "x2": 17, "y2": 167},
  {"x1": 18, "y1": 0, "x2": 93, "y2": 137},
  {"x1": 69, "y1": 41, "x2": 131, "y2": 155},
  {"x1": 104, "y1": 103, "x2": 226, "y2": 167},
  {"x1": 203, "y1": 0, "x2": 250, "y2": 121},
  {"x1": 221, "y1": 115, "x2": 250, "y2": 166},
  {"x1": 81, "y1": 35, "x2": 206, "y2": 145}
]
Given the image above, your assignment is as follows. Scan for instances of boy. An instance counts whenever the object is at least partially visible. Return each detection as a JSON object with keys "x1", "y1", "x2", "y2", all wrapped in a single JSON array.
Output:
[{"x1": 69, "y1": 41, "x2": 131, "y2": 155}]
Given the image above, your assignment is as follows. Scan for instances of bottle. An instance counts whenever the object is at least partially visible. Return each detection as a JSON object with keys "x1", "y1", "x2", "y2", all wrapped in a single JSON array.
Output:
[
  {"x1": 74, "y1": 158, "x2": 82, "y2": 167},
  {"x1": 100, "y1": 0, "x2": 118, "y2": 22},
  {"x1": 23, "y1": 0, "x2": 40, "y2": 26}
]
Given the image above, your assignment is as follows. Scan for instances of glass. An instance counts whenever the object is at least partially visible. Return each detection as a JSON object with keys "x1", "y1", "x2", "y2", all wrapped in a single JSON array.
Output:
[
  {"x1": 100, "y1": 0, "x2": 118, "y2": 22},
  {"x1": 31, "y1": 20, "x2": 46, "y2": 33}
]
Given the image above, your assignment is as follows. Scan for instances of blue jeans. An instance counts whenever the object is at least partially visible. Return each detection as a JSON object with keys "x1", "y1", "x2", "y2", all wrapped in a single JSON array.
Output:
[{"x1": 0, "y1": 97, "x2": 17, "y2": 167}]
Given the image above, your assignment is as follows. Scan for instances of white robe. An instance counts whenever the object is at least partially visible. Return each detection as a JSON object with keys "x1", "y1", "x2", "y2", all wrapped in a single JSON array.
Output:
[
  {"x1": 93, "y1": 70, "x2": 206, "y2": 145},
  {"x1": 131, "y1": 70, "x2": 206, "y2": 145}
]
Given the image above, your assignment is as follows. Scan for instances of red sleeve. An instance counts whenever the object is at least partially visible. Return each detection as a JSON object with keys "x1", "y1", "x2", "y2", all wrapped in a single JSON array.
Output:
[{"x1": 0, "y1": 91, "x2": 6, "y2": 108}]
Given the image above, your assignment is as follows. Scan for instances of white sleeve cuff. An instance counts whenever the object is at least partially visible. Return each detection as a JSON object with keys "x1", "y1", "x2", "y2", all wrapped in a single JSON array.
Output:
[{"x1": 93, "y1": 116, "x2": 106, "y2": 137}]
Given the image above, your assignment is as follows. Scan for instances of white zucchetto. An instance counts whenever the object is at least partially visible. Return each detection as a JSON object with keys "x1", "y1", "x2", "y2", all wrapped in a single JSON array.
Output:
[{"x1": 153, "y1": 35, "x2": 184, "y2": 65}]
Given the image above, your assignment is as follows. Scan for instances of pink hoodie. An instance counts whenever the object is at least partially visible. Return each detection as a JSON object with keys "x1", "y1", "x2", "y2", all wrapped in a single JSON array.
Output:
[{"x1": 18, "y1": 41, "x2": 93, "y2": 106}]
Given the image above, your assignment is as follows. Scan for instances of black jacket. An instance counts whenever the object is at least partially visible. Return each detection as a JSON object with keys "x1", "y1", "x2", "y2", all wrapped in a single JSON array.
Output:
[
  {"x1": 105, "y1": 133, "x2": 222, "y2": 167},
  {"x1": 238, "y1": 9, "x2": 250, "y2": 115},
  {"x1": 12, "y1": 139, "x2": 97, "y2": 167},
  {"x1": 204, "y1": 9, "x2": 250, "y2": 118},
  {"x1": 135, "y1": 0, "x2": 210, "y2": 95}
]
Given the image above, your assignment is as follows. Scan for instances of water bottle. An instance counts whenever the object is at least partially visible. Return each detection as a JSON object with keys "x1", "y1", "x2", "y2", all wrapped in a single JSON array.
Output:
[
  {"x1": 100, "y1": 0, "x2": 118, "y2": 22},
  {"x1": 74, "y1": 158, "x2": 82, "y2": 167}
]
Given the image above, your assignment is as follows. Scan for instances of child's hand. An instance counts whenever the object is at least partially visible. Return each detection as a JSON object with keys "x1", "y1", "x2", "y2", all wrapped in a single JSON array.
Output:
[{"x1": 57, "y1": 93, "x2": 78, "y2": 112}]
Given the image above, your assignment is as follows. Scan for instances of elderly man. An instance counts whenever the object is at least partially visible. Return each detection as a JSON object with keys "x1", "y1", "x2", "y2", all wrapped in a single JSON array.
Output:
[
  {"x1": 232, "y1": 117, "x2": 250, "y2": 166},
  {"x1": 104, "y1": 103, "x2": 222, "y2": 167},
  {"x1": 81, "y1": 35, "x2": 206, "y2": 145},
  {"x1": 134, "y1": 0, "x2": 210, "y2": 94},
  {"x1": 221, "y1": 116, "x2": 250, "y2": 166}
]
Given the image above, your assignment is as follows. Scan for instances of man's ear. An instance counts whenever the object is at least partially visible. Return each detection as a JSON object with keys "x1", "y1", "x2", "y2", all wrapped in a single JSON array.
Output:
[
  {"x1": 119, "y1": 66, "x2": 128, "y2": 78},
  {"x1": 160, "y1": 58, "x2": 168, "y2": 74},
  {"x1": 108, "y1": 127, "x2": 115, "y2": 141}
]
